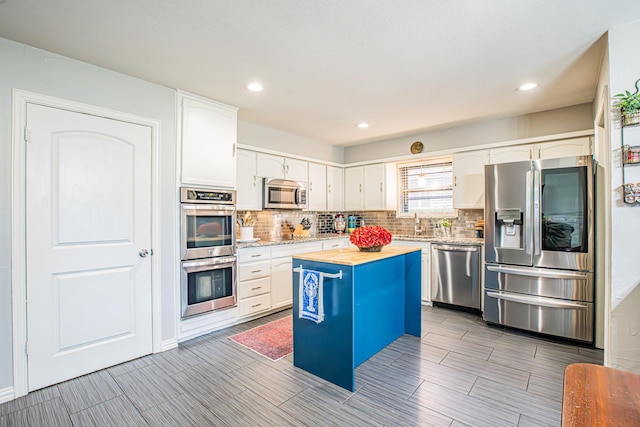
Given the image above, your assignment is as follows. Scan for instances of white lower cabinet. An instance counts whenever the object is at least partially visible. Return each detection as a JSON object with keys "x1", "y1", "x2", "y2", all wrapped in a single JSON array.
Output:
[
  {"x1": 237, "y1": 247, "x2": 271, "y2": 317},
  {"x1": 391, "y1": 240, "x2": 431, "y2": 302},
  {"x1": 271, "y1": 242, "x2": 323, "y2": 310}
]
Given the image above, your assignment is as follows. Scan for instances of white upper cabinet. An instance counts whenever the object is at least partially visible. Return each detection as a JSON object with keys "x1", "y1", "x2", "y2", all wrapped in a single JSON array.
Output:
[
  {"x1": 489, "y1": 137, "x2": 592, "y2": 164},
  {"x1": 345, "y1": 164, "x2": 396, "y2": 211},
  {"x1": 453, "y1": 149, "x2": 489, "y2": 209},
  {"x1": 327, "y1": 166, "x2": 344, "y2": 211},
  {"x1": 363, "y1": 164, "x2": 385, "y2": 210},
  {"x1": 308, "y1": 163, "x2": 327, "y2": 211},
  {"x1": 179, "y1": 93, "x2": 238, "y2": 188},
  {"x1": 345, "y1": 166, "x2": 364, "y2": 210},
  {"x1": 236, "y1": 149, "x2": 262, "y2": 210},
  {"x1": 256, "y1": 153, "x2": 308, "y2": 182},
  {"x1": 536, "y1": 137, "x2": 592, "y2": 159}
]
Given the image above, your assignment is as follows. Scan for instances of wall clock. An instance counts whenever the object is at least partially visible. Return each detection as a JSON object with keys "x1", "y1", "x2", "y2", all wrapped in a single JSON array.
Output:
[{"x1": 410, "y1": 141, "x2": 424, "y2": 154}]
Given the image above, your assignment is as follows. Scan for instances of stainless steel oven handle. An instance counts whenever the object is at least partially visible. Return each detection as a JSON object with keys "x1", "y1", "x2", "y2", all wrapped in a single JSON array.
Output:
[
  {"x1": 182, "y1": 256, "x2": 236, "y2": 273},
  {"x1": 486, "y1": 264, "x2": 587, "y2": 280},
  {"x1": 486, "y1": 291, "x2": 588, "y2": 310},
  {"x1": 533, "y1": 169, "x2": 540, "y2": 256},
  {"x1": 181, "y1": 204, "x2": 236, "y2": 212}
]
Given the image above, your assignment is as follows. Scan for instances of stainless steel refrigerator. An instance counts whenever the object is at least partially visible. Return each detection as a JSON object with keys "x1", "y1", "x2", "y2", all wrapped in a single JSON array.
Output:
[{"x1": 483, "y1": 155, "x2": 595, "y2": 343}]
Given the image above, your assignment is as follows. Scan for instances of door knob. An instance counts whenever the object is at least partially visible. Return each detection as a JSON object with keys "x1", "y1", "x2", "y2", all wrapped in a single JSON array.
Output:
[{"x1": 139, "y1": 249, "x2": 150, "y2": 258}]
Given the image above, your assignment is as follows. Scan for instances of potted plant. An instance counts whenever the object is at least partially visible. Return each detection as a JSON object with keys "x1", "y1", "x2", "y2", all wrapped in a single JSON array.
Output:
[{"x1": 614, "y1": 79, "x2": 640, "y2": 126}]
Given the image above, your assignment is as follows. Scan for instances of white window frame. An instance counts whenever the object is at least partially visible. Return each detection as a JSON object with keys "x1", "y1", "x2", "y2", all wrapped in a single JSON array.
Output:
[{"x1": 396, "y1": 157, "x2": 456, "y2": 218}]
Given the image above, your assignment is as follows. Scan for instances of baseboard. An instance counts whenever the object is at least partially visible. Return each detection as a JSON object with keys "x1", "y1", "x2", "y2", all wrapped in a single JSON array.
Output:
[
  {"x1": 0, "y1": 386, "x2": 15, "y2": 404},
  {"x1": 160, "y1": 338, "x2": 178, "y2": 352}
]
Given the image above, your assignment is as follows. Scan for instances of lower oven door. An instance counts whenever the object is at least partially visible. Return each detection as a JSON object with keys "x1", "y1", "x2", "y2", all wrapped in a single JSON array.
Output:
[
  {"x1": 181, "y1": 256, "x2": 236, "y2": 318},
  {"x1": 484, "y1": 290, "x2": 594, "y2": 343}
]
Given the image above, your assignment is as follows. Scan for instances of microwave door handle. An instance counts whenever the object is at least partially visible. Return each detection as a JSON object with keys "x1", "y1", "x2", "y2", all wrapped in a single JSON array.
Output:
[{"x1": 525, "y1": 170, "x2": 532, "y2": 255}]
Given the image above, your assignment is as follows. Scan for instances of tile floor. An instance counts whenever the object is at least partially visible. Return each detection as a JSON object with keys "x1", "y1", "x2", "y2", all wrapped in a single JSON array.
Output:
[{"x1": 0, "y1": 306, "x2": 603, "y2": 426}]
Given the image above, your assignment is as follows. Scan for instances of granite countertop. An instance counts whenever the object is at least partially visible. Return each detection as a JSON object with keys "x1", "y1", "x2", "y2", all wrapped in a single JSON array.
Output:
[
  {"x1": 236, "y1": 233, "x2": 484, "y2": 249},
  {"x1": 293, "y1": 245, "x2": 421, "y2": 266}
]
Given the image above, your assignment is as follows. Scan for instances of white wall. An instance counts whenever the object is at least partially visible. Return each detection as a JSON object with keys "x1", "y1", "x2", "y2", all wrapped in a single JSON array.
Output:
[
  {"x1": 238, "y1": 120, "x2": 343, "y2": 163},
  {"x1": 344, "y1": 104, "x2": 594, "y2": 163},
  {"x1": 0, "y1": 37, "x2": 178, "y2": 390},
  {"x1": 606, "y1": 19, "x2": 640, "y2": 373}
]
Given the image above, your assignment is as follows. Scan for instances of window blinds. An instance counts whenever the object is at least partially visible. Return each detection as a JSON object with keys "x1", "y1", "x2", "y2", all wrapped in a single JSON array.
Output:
[{"x1": 397, "y1": 159, "x2": 454, "y2": 215}]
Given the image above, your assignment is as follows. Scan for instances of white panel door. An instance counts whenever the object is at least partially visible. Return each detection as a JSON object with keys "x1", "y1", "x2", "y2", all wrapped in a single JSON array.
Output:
[
  {"x1": 327, "y1": 166, "x2": 344, "y2": 211},
  {"x1": 236, "y1": 149, "x2": 262, "y2": 210},
  {"x1": 344, "y1": 167, "x2": 364, "y2": 210},
  {"x1": 489, "y1": 144, "x2": 532, "y2": 164},
  {"x1": 453, "y1": 150, "x2": 489, "y2": 209},
  {"x1": 26, "y1": 104, "x2": 153, "y2": 391},
  {"x1": 363, "y1": 164, "x2": 384, "y2": 210}
]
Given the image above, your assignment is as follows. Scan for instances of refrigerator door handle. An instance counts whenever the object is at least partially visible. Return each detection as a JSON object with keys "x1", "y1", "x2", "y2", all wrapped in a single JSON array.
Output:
[
  {"x1": 486, "y1": 264, "x2": 588, "y2": 280},
  {"x1": 486, "y1": 291, "x2": 589, "y2": 310},
  {"x1": 525, "y1": 170, "x2": 532, "y2": 255},
  {"x1": 533, "y1": 170, "x2": 541, "y2": 255}
]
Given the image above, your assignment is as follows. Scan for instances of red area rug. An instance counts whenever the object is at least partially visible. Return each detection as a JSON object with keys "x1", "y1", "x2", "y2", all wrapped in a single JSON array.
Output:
[{"x1": 228, "y1": 315, "x2": 293, "y2": 361}]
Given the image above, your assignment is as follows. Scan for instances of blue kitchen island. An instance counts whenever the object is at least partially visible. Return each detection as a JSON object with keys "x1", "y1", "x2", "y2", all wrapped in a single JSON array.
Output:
[{"x1": 292, "y1": 245, "x2": 421, "y2": 391}]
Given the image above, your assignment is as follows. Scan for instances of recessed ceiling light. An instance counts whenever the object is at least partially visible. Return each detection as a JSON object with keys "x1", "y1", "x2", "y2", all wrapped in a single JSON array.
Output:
[
  {"x1": 517, "y1": 82, "x2": 538, "y2": 91},
  {"x1": 245, "y1": 82, "x2": 263, "y2": 92},
  {"x1": 356, "y1": 122, "x2": 369, "y2": 129}
]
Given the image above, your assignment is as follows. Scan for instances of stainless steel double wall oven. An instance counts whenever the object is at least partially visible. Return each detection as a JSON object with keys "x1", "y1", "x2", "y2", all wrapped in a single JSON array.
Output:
[
  {"x1": 180, "y1": 187, "x2": 237, "y2": 318},
  {"x1": 484, "y1": 155, "x2": 595, "y2": 343}
]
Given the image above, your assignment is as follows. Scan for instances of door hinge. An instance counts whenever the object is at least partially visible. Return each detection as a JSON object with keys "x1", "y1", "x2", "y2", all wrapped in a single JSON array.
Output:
[{"x1": 24, "y1": 127, "x2": 31, "y2": 143}]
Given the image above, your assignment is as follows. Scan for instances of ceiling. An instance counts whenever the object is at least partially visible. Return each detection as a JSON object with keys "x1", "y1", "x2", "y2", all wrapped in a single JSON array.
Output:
[{"x1": 1, "y1": 1, "x2": 639, "y2": 146}]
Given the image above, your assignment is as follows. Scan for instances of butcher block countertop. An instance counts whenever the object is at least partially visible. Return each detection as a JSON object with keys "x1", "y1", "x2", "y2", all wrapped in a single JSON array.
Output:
[
  {"x1": 562, "y1": 363, "x2": 640, "y2": 427},
  {"x1": 292, "y1": 245, "x2": 420, "y2": 266}
]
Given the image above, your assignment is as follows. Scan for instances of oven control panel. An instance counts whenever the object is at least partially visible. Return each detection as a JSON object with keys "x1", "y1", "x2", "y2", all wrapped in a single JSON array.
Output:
[{"x1": 181, "y1": 187, "x2": 236, "y2": 204}]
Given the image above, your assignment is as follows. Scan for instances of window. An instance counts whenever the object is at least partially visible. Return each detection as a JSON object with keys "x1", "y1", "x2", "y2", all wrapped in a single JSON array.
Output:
[{"x1": 397, "y1": 158, "x2": 455, "y2": 217}]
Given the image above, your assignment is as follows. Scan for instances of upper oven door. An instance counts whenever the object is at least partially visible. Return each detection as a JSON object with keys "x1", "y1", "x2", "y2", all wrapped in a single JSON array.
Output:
[{"x1": 181, "y1": 204, "x2": 236, "y2": 260}]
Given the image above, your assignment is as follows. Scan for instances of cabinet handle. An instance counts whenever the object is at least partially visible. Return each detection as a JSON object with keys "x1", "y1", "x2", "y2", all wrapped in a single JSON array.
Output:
[
  {"x1": 359, "y1": 184, "x2": 362, "y2": 192},
  {"x1": 538, "y1": 148, "x2": 541, "y2": 158},
  {"x1": 251, "y1": 269, "x2": 262, "y2": 274},
  {"x1": 233, "y1": 143, "x2": 236, "y2": 157},
  {"x1": 454, "y1": 176, "x2": 457, "y2": 187},
  {"x1": 529, "y1": 149, "x2": 533, "y2": 160},
  {"x1": 253, "y1": 175, "x2": 256, "y2": 187},
  {"x1": 310, "y1": 182, "x2": 312, "y2": 191},
  {"x1": 380, "y1": 182, "x2": 382, "y2": 192},
  {"x1": 286, "y1": 164, "x2": 289, "y2": 173},
  {"x1": 251, "y1": 303, "x2": 262, "y2": 308},
  {"x1": 328, "y1": 184, "x2": 331, "y2": 193},
  {"x1": 250, "y1": 254, "x2": 262, "y2": 258},
  {"x1": 251, "y1": 286, "x2": 262, "y2": 291}
]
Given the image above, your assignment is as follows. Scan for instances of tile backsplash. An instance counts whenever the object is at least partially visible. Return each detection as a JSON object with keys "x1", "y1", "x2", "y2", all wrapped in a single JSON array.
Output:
[{"x1": 237, "y1": 209, "x2": 484, "y2": 241}]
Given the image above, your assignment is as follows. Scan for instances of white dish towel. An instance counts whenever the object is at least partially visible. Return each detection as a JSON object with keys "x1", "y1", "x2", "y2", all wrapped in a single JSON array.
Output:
[{"x1": 298, "y1": 268, "x2": 324, "y2": 324}]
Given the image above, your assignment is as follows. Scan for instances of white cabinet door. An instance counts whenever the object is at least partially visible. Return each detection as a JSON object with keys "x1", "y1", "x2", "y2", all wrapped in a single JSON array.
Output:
[
  {"x1": 236, "y1": 149, "x2": 262, "y2": 210},
  {"x1": 180, "y1": 94, "x2": 237, "y2": 188},
  {"x1": 390, "y1": 241, "x2": 430, "y2": 302},
  {"x1": 308, "y1": 163, "x2": 327, "y2": 211},
  {"x1": 536, "y1": 137, "x2": 591, "y2": 159},
  {"x1": 345, "y1": 166, "x2": 364, "y2": 210},
  {"x1": 285, "y1": 158, "x2": 308, "y2": 182},
  {"x1": 257, "y1": 153, "x2": 308, "y2": 182},
  {"x1": 363, "y1": 164, "x2": 385, "y2": 210},
  {"x1": 489, "y1": 145, "x2": 532, "y2": 164},
  {"x1": 327, "y1": 166, "x2": 344, "y2": 211},
  {"x1": 257, "y1": 153, "x2": 285, "y2": 179},
  {"x1": 270, "y1": 256, "x2": 293, "y2": 310},
  {"x1": 322, "y1": 238, "x2": 349, "y2": 250},
  {"x1": 453, "y1": 150, "x2": 489, "y2": 209}
]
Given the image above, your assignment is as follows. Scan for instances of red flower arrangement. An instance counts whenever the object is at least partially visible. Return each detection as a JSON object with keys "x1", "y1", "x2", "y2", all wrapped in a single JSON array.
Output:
[{"x1": 350, "y1": 225, "x2": 393, "y2": 251}]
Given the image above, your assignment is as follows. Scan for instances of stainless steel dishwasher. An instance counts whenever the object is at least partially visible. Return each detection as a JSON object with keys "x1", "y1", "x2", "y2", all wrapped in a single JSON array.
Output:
[{"x1": 431, "y1": 244, "x2": 481, "y2": 310}]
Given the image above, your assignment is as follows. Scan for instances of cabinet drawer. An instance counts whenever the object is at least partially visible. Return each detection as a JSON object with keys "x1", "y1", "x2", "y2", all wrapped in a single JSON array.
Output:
[
  {"x1": 238, "y1": 293, "x2": 271, "y2": 317},
  {"x1": 322, "y1": 239, "x2": 348, "y2": 250},
  {"x1": 238, "y1": 260, "x2": 270, "y2": 281},
  {"x1": 238, "y1": 247, "x2": 270, "y2": 263},
  {"x1": 238, "y1": 277, "x2": 271, "y2": 299},
  {"x1": 272, "y1": 242, "x2": 322, "y2": 258}
]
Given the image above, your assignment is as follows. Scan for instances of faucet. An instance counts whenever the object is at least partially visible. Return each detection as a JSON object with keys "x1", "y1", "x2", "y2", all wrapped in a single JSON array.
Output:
[{"x1": 414, "y1": 214, "x2": 422, "y2": 236}]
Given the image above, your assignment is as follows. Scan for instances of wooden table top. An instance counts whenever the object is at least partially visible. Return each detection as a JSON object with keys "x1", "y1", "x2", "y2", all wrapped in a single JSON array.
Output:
[
  {"x1": 563, "y1": 363, "x2": 640, "y2": 426},
  {"x1": 292, "y1": 245, "x2": 420, "y2": 266}
]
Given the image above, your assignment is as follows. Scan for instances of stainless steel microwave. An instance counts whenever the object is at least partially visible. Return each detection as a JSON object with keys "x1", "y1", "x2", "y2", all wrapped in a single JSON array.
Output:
[{"x1": 263, "y1": 178, "x2": 307, "y2": 209}]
